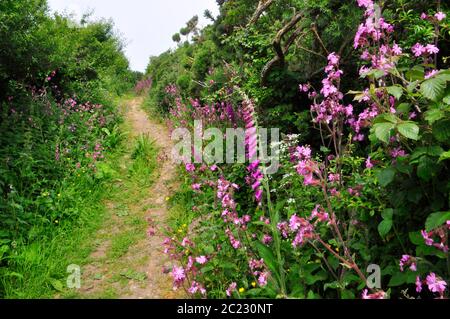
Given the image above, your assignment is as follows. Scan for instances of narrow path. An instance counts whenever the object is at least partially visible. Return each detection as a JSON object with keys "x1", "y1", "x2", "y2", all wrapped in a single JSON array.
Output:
[{"x1": 77, "y1": 96, "x2": 181, "y2": 299}]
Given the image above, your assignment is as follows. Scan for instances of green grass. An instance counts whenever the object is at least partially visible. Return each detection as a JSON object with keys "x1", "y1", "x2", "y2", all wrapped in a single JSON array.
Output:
[
  {"x1": 108, "y1": 229, "x2": 144, "y2": 259},
  {"x1": 129, "y1": 134, "x2": 158, "y2": 186},
  {"x1": 0, "y1": 173, "x2": 115, "y2": 298},
  {"x1": 0, "y1": 97, "x2": 160, "y2": 299}
]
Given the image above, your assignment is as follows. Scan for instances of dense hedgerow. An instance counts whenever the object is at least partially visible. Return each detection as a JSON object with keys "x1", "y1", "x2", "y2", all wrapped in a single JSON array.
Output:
[
  {"x1": 146, "y1": 0, "x2": 450, "y2": 299},
  {"x1": 0, "y1": 0, "x2": 134, "y2": 297}
]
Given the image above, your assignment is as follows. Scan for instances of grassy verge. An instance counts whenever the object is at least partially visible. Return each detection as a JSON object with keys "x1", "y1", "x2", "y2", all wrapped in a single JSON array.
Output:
[{"x1": 0, "y1": 95, "x2": 159, "y2": 299}]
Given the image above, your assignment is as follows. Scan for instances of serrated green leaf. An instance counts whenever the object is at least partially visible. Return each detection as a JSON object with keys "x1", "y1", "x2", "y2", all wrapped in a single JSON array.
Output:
[
  {"x1": 373, "y1": 122, "x2": 395, "y2": 143},
  {"x1": 386, "y1": 85, "x2": 403, "y2": 99},
  {"x1": 421, "y1": 77, "x2": 446, "y2": 101},
  {"x1": 424, "y1": 109, "x2": 445, "y2": 125},
  {"x1": 397, "y1": 122, "x2": 419, "y2": 140},
  {"x1": 397, "y1": 103, "x2": 411, "y2": 115}
]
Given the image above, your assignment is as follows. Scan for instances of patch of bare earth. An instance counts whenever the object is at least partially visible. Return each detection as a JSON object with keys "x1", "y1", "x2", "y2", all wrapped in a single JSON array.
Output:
[{"x1": 78, "y1": 97, "x2": 184, "y2": 299}]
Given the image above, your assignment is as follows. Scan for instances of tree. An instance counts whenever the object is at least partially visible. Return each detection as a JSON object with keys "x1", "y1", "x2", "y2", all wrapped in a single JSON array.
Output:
[{"x1": 172, "y1": 33, "x2": 181, "y2": 43}]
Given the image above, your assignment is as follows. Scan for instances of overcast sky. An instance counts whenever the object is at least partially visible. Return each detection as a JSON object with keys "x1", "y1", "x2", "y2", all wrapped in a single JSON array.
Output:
[{"x1": 47, "y1": 0, "x2": 219, "y2": 72}]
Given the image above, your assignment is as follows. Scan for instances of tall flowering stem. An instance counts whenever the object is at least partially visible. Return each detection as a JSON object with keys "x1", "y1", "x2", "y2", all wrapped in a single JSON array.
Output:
[{"x1": 237, "y1": 88, "x2": 287, "y2": 297}]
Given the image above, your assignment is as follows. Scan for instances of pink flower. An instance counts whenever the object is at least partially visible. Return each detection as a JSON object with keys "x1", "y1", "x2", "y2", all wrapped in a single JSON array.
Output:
[
  {"x1": 426, "y1": 273, "x2": 447, "y2": 295},
  {"x1": 420, "y1": 13, "x2": 428, "y2": 20},
  {"x1": 226, "y1": 282, "x2": 237, "y2": 297},
  {"x1": 421, "y1": 230, "x2": 434, "y2": 246},
  {"x1": 188, "y1": 281, "x2": 206, "y2": 295},
  {"x1": 210, "y1": 164, "x2": 218, "y2": 171},
  {"x1": 258, "y1": 272, "x2": 269, "y2": 287},
  {"x1": 327, "y1": 52, "x2": 340, "y2": 65},
  {"x1": 391, "y1": 147, "x2": 407, "y2": 158},
  {"x1": 299, "y1": 84, "x2": 310, "y2": 92},
  {"x1": 147, "y1": 227, "x2": 156, "y2": 237},
  {"x1": 366, "y1": 156, "x2": 374, "y2": 169},
  {"x1": 289, "y1": 214, "x2": 303, "y2": 232},
  {"x1": 399, "y1": 255, "x2": 417, "y2": 272},
  {"x1": 411, "y1": 43, "x2": 425, "y2": 57},
  {"x1": 262, "y1": 234, "x2": 273, "y2": 245},
  {"x1": 196, "y1": 256, "x2": 208, "y2": 265},
  {"x1": 425, "y1": 70, "x2": 439, "y2": 79},
  {"x1": 311, "y1": 205, "x2": 329, "y2": 223},
  {"x1": 171, "y1": 266, "x2": 186, "y2": 286},
  {"x1": 328, "y1": 173, "x2": 340, "y2": 183},
  {"x1": 277, "y1": 222, "x2": 289, "y2": 238},
  {"x1": 192, "y1": 183, "x2": 201, "y2": 191},
  {"x1": 357, "y1": 0, "x2": 373, "y2": 9},
  {"x1": 181, "y1": 237, "x2": 193, "y2": 247},
  {"x1": 435, "y1": 12, "x2": 446, "y2": 21},
  {"x1": 185, "y1": 163, "x2": 195, "y2": 172},
  {"x1": 425, "y1": 44, "x2": 439, "y2": 55},
  {"x1": 361, "y1": 289, "x2": 387, "y2": 299},
  {"x1": 416, "y1": 276, "x2": 423, "y2": 293},
  {"x1": 392, "y1": 43, "x2": 402, "y2": 55}
]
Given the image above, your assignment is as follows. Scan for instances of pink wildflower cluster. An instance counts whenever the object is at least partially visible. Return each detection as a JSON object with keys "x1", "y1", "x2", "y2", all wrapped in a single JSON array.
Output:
[
  {"x1": 171, "y1": 265, "x2": 186, "y2": 289},
  {"x1": 168, "y1": 88, "x2": 242, "y2": 129},
  {"x1": 292, "y1": 146, "x2": 321, "y2": 186},
  {"x1": 163, "y1": 236, "x2": 210, "y2": 295},
  {"x1": 165, "y1": 84, "x2": 178, "y2": 96},
  {"x1": 354, "y1": 0, "x2": 397, "y2": 74},
  {"x1": 306, "y1": 53, "x2": 353, "y2": 125},
  {"x1": 217, "y1": 177, "x2": 252, "y2": 249},
  {"x1": 416, "y1": 273, "x2": 447, "y2": 298},
  {"x1": 249, "y1": 259, "x2": 270, "y2": 287},
  {"x1": 289, "y1": 215, "x2": 315, "y2": 247},
  {"x1": 190, "y1": 100, "x2": 240, "y2": 126},
  {"x1": 411, "y1": 43, "x2": 439, "y2": 58},
  {"x1": 188, "y1": 281, "x2": 206, "y2": 296},
  {"x1": 135, "y1": 77, "x2": 152, "y2": 95},
  {"x1": 288, "y1": 205, "x2": 330, "y2": 247},
  {"x1": 421, "y1": 11, "x2": 447, "y2": 22},
  {"x1": 399, "y1": 255, "x2": 417, "y2": 272},
  {"x1": 421, "y1": 220, "x2": 450, "y2": 253},
  {"x1": 226, "y1": 282, "x2": 237, "y2": 297}
]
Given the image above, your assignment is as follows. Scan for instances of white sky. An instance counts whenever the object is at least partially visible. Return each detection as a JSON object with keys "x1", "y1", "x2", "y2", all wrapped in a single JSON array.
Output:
[{"x1": 47, "y1": 0, "x2": 219, "y2": 72}]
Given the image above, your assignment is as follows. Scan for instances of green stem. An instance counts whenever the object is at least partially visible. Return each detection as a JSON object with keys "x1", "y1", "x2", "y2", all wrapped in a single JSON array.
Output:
[{"x1": 262, "y1": 176, "x2": 287, "y2": 297}]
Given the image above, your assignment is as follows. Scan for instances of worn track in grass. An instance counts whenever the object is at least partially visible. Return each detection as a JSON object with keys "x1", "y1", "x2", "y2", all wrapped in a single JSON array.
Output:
[{"x1": 76, "y1": 96, "x2": 182, "y2": 299}]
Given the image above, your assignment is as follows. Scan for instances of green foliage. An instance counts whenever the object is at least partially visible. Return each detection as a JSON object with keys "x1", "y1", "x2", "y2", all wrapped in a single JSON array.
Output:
[
  {"x1": 0, "y1": 0, "x2": 134, "y2": 297},
  {"x1": 148, "y1": 0, "x2": 450, "y2": 300}
]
